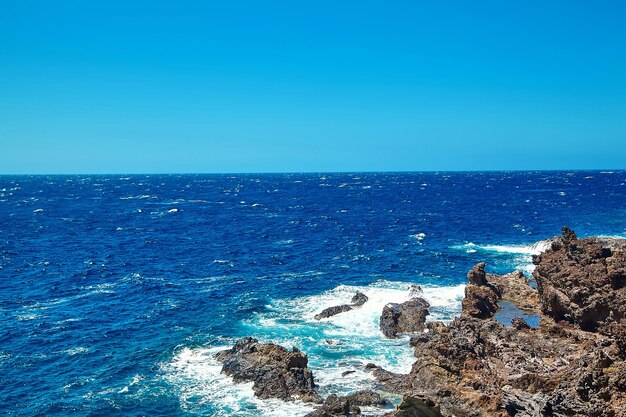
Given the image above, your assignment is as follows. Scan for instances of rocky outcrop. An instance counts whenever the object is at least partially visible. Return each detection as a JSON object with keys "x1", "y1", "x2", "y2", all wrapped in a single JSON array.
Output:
[
  {"x1": 383, "y1": 396, "x2": 442, "y2": 417},
  {"x1": 533, "y1": 226, "x2": 626, "y2": 331},
  {"x1": 374, "y1": 229, "x2": 626, "y2": 417},
  {"x1": 461, "y1": 262, "x2": 500, "y2": 319},
  {"x1": 222, "y1": 229, "x2": 626, "y2": 416},
  {"x1": 314, "y1": 292, "x2": 369, "y2": 320},
  {"x1": 305, "y1": 390, "x2": 390, "y2": 417},
  {"x1": 380, "y1": 297, "x2": 430, "y2": 338},
  {"x1": 214, "y1": 337, "x2": 321, "y2": 402}
]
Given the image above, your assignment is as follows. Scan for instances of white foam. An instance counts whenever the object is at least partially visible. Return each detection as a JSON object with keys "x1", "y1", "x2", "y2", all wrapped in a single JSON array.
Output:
[
  {"x1": 453, "y1": 242, "x2": 540, "y2": 255},
  {"x1": 64, "y1": 346, "x2": 91, "y2": 356},
  {"x1": 409, "y1": 233, "x2": 426, "y2": 241},
  {"x1": 263, "y1": 280, "x2": 465, "y2": 375},
  {"x1": 163, "y1": 346, "x2": 315, "y2": 416},
  {"x1": 167, "y1": 281, "x2": 466, "y2": 415}
]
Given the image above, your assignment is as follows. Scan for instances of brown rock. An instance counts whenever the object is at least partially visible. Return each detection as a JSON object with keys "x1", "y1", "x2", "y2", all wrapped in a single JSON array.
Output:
[
  {"x1": 380, "y1": 297, "x2": 430, "y2": 338},
  {"x1": 214, "y1": 337, "x2": 321, "y2": 402}
]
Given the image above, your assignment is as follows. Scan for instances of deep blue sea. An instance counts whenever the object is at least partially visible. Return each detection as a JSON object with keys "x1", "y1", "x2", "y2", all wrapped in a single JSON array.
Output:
[{"x1": 2, "y1": 171, "x2": 626, "y2": 416}]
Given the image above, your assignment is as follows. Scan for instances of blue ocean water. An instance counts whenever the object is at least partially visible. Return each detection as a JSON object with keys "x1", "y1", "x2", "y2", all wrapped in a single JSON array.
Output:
[{"x1": 1, "y1": 171, "x2": 626, "y2": 416}]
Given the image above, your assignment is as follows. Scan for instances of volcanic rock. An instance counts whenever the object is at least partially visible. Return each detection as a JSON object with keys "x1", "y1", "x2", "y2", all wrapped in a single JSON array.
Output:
[
  {"x1": 533, "y1": 226, "x2": 626, "y2": 332},
  {"x1": 380, "y1": 297, "x2": 430, "y2": 338},
  {"x1": 461, "y1": 262, "x2": 501, "y2": 319},
  {"x1": 314, "y1": 292, "x2": 369, "y2": 320},
  {"x1": 214, "y1": 337, "x2": 321, "y2": 402},
  {"x1": 304, "y1": 390, "x2": 390, "y2": 417},
  {"x1": 376, "y1": 229, "x2": 626, "y2": 416}
]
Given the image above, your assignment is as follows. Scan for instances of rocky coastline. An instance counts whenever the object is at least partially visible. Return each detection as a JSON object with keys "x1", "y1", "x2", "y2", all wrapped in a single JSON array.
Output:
[{"x1": 214, "y1": 228, "x2": 626, "y2": 416}]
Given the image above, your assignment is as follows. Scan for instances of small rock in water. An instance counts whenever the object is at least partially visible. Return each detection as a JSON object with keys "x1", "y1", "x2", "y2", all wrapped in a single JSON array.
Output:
[
  {"x1": 351, "y1": 292, "x2": 369, "y2": 306},
  {"x1": 380, "y1": 297, "x2": 430, "y2": 338}
]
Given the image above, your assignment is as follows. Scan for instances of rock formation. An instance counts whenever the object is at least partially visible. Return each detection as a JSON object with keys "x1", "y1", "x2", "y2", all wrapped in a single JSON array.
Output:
[
  {"x1": 314, "y1": 292, "x2": 369, "y2": 320},
  {"x1": 533, "y1": 226, "x2": 626, "y2": 331},
  {"x1": 380, "y1": 297, "x2": 430, "y2": 338},
  {"x1": 214, "y1": 337, "x2": 321, "y2": 402},
  {"x1": 218, "y1": 229, "x2": 626, "y2": 416},
  {"x1": 461, "y1": 262, "x2": 500, "y2": 319},
  {"x1": 372, "y1": 228, "x2": 626, "y2": 416},
  {"x1": 305, "y1": 390, "x2": 390, "y2": 417}
]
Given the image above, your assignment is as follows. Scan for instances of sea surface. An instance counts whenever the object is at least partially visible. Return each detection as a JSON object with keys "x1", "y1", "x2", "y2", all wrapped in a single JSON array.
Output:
[{"x1": 1, "y1": 171, "x2": 626, "y2": 416}]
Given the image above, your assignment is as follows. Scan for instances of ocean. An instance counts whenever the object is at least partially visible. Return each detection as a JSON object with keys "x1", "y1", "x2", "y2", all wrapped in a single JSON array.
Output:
[{"x1": 1, "y1": 171, "x2": 625, "y2": 416}]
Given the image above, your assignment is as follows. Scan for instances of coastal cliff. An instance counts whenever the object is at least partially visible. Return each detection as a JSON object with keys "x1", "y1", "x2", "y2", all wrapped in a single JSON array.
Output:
[{"x1": 217, "y1": 228, "x2": 626, "y2": 416}]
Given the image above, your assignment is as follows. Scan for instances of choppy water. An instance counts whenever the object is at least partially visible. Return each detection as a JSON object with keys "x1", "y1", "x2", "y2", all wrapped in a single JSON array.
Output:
[{"x1": 1, "y1": 171, "x2": 625, "y2": 416}]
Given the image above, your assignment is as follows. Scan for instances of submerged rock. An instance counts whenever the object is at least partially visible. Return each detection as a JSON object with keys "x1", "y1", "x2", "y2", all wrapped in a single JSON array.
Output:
[
  {"x1": 315, "y1": 304, "x2": 353, "y2": 320},
  {"x1": 380, "y1": 297, "x2": 430, "y2": 338},
  {"x1": 214, "y1": 337, "x2": 321, "y2": 403},
  {"x1": 314, "y1": 292, "x2": 369, "y2": 320},
  {"x1": 351, "y1": 292, "x2": 369, "y2": 306}
]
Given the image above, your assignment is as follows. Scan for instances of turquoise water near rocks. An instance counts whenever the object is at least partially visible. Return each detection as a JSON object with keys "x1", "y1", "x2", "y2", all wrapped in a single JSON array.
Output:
[{"x1": 1, "y1": 171, "x2": 625, "y2": 416}]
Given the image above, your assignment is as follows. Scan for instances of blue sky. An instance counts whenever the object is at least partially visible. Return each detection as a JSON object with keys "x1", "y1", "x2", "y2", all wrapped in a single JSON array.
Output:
[{"x1": 1, "y1": 1, "x2": 625, "y2": 173}]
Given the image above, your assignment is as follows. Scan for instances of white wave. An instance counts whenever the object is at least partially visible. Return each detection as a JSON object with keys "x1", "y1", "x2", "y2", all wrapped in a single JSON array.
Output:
[
  {"x1": 409, "y1": 233, "x2": 426, "y2": 241},
  {"x1": 163, "y1": 346, "x2": 315, "y2": 417},
  {"x1": 452, "y1": 242, "x2": 541, "y2": 255},
  {"x1": 120, "y1": 195, "x2": 154, "y2": 200},
  {"x1": 64, "y1": 346, "x2": 91, "y2": 356},
  {"x1": 260, "y1": 280, "x2": 465, "y2": 375},
  {"x1": 168, "y1": 281, "x2": 465, "y2": 415}
]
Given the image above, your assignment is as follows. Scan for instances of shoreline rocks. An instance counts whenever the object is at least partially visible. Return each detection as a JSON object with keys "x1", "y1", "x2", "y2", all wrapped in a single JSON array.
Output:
[
  {"x1": 374, "y1": 228, "x2": 626, "y2": 416},
  {"x1": 533, "y1": 226, "x2": 626, "y2": 332},
  {"x1": 216, "y1": 228, "x2": 626, "y2": 416},
  {"x1": 214, "y1": 337, "x2": 321, "y2": 403}
]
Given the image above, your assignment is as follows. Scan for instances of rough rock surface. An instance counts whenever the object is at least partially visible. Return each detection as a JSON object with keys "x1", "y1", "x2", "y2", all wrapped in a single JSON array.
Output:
[
  {"x1": 382, "y1": 396, "x2": 442, "y2": 417},
  {"x1": 305, "y1": 390, "x2": 390, "y2": 417},
  {"x1": 373, "y1": 229, "x2": 626, "y2": 416},
  {"x1": 314, "y1": 292, "x2": 369, "y2": 320},
  {"x1": 533, "y1": 226, "x2": 626, "y2": 331},
  {"x1": 224, "y1": 229, "x2": 626, "y2": 416},
  {"x1": 461, "y1": 262, "x2": 501, "y2": 319},
  {"x1": 214, "y1": 337, "x2": 321, "y2": 402},
  {"x1": 380, "y1": 297, "x2": 430, "y2": 338}
]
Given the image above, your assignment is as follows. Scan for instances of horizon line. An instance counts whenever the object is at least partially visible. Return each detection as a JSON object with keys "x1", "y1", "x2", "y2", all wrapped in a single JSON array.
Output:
[{"x1": 1, "y1": 168, "x2": 625, "y2": 176}]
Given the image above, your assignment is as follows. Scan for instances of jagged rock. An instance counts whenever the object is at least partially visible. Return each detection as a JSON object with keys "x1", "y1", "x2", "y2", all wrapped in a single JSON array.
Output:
[
  {"x1": 304, "y1": 394, "x2": 355, "y2": 417},
  {"x1": 315, "y1": 292, "x2": 369, "y2": 320},
  {"x1": 461, "y1": 263, "x2": 501, "y2": 319},
  {"x1": 511, "y1": 317, "x2": 531, "y2": 330},
  {"x1": 375, "y1": 231, "x2": 626, "y2": 417},
  {"x1": 409, "y1": 284, "x2": 423, "y2": 297},
  {"x1": 315, "y1": 304, "x2": 354, "y2": 320},
  {"x1": 346, "y1": 389, "x2": 389, "y2": 407},
  {"x1": 351, "y1": 292, "x2": 369, "y2": 306},
  {"x1": 304, "y1": 390, "x2": 389, "y2": 417},
  {"x1": 214, "y1": 337, "x2": 321, "y2": 402},
  {"x1": 467, "y1": 262, "x2": 488, "y2": 286},
  {"x1": 533, "y1": 226, "x2": 626, "y2": 331},
  {"x1": 380, "y1": 297, "x2": 430, "y2": 338},
  {"x1": 392, "y1": 396, "x2": 442, "y2": 417}
]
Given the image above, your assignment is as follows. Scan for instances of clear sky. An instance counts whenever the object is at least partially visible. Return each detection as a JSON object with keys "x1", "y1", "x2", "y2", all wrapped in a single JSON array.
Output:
[{"x1": 1, "y1": 1, "x2": 625, "y2": 174}]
